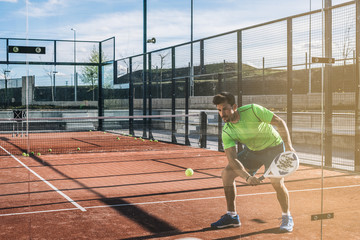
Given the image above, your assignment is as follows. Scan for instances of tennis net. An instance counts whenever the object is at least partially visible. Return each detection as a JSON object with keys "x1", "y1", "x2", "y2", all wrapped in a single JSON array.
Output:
[{"x1": 0, "y1": 113, "x2": 203, "y2": 156}]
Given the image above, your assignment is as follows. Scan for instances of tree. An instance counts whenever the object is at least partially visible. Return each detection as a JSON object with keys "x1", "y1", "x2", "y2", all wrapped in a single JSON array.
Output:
[
  {"x1": 152, "y1": 52, "x2": 169, "y2": 98},
  {"x1": 1, "y1": 67, "x2": 12, "y2": 107},
  {"x1": 42, "y1": 65, "x2": 56, "y2": 101},
  {"x1": 81, "y1": 46, "x2": 109, "y2": 100}
]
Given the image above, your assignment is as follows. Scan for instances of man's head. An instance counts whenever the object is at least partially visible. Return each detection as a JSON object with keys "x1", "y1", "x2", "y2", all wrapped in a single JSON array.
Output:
[
  {"x1": 212, "y1": 92, "x2": 238, "y2": 123},
  {"x1": 212, "y1": 92, "x2": 235, "y2": 106}
]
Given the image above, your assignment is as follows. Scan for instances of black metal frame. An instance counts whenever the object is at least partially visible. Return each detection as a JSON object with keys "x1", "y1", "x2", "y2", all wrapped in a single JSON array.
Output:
[
  {"x1": 0, "y1": 36, "x2": 115, "y2": 130},
  {"x1": 119, "y1": 1, "x2": 360, "y2": 171}
]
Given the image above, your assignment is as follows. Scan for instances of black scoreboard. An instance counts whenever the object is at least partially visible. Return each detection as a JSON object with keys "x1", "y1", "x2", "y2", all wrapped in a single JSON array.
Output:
[{"x1": 8, "y1": 46, "x2": 46, "y2": 54}]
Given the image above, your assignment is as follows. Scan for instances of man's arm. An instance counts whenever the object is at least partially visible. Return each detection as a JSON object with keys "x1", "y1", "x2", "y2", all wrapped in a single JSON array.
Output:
[
  {"x1": 271, "y1": 114, "x2": 295, "y2": 152},
  {"x1": 225, "y1": 146, "x2": 260, "y2": 185}
]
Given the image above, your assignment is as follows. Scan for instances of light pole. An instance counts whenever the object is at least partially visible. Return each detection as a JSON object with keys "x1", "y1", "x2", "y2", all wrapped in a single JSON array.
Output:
[{"x1": 71, "y1": 28, "x2": 77, "y2": 101}]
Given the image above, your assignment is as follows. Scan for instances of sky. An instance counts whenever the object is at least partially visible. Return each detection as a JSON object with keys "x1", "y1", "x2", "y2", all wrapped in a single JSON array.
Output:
[{"x1": 0, "y1": 0, "x2": 350, "y2": 60}]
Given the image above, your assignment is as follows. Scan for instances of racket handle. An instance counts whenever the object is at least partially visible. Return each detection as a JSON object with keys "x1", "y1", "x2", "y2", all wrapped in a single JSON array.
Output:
[{"x1": 258, "y1": 176, "x2": 265, "y2": 181}]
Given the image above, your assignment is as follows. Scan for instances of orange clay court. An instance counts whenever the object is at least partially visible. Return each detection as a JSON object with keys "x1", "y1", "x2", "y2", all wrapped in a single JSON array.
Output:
[{"x1": 0, "y1": 132, "x2": 359, "y2": 239}]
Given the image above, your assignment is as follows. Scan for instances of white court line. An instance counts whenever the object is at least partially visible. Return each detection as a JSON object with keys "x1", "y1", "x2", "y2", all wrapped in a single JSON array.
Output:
[
  {"x1": 0, "y1": 207, "x2": 80, "y2": 217},
  {"x1": 1, "y1": 183, "x2": 359, "y2": 217},
  {"x1": 0, "y1": 145, "x2": 86, "y2": 212}
]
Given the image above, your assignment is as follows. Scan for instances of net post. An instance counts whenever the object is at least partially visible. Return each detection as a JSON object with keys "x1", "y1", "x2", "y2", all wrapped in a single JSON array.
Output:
[
  {"x1": 185, "y1": 77, "x2": 190, "y2": 145},
  {"x1": 21, "y1": 110, "x2": 26, "y2": 137},
  {"x1": 13, "y1": 110, "x2": 20, "y2": 137},
  {"x1": 199, "y1": 111, "x2": 207, "y2": 148}
]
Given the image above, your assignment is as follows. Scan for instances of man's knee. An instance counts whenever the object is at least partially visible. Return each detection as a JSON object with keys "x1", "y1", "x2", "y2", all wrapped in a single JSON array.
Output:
[
  {"x1": 221, "y1": 166, "x2": 232, "y2": 179},
  {"x1": 221, "y1": 166, "x2": 236, "y2": 185},
  {"x1": 271, "y1": 178, "x2": 285, "y2": 190}
]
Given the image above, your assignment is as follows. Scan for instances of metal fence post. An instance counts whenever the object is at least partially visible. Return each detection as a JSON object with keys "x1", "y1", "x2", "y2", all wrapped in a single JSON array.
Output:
[
  {"x1": 129, "y1": 57, "x2": 134, "y2": 136},
  {"x1": 171, "y1": 47, "x2": 177, "y2": 143},
  {"x1": 200, "y1": 111, "x2": 207, "y2": 148},
  {"x1": 98, "y1": 41, "x2": 104, "y2": 131},
  {"x1": 217, "y1": 73, "x2": 224, "y2": 152},
  {"x1": 148, "y1": 53, "x2": 153, "y2": 139},
  {"x1": 324, "y1": 0, "x2": 333, "y2": 167},
  {"x1": 355, "y1": 0, "x2": 360, "y2": 172},
  {"x1": 200, "y1": 40, "x2": 205, "y2": 74},
  {"x1": 185, "y1": 77, "x2": 190, "y2": 145},
  {"x1": 287, "y1": 18, "x2": 293, "y2": 136},
  {"x1": 237, "y1": 30, "x2": 243, "y2": 153},
  {"x1": 142, "y1": 51, "x2": 148, "y2": 139}
]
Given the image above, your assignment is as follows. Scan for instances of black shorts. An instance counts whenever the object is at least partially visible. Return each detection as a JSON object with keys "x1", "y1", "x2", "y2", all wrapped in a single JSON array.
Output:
[{"x1": 237, "y1": 143, "x2": 285, "y2": 176}]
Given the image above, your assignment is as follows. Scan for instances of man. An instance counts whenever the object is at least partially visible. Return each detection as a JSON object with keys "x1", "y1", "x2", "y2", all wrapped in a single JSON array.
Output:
[{"x1": 211, "y1": 92, "x2": 295, "y2": 232}]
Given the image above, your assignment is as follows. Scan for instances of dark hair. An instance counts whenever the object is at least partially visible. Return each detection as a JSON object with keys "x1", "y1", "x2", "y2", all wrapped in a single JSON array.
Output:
[{"x1": 212, "y1": 92, "x2": 235, "y2": 106}]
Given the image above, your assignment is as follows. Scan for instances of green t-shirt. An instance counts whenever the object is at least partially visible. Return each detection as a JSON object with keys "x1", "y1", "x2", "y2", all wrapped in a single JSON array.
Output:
[{"x1": 222, "y1": 104, "x2": 283, "y2": 151}]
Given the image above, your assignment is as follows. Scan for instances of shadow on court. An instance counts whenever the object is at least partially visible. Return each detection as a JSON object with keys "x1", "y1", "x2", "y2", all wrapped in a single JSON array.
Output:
[{"x1": 20, "y1": 154, "x2": 180, "y2": 234}]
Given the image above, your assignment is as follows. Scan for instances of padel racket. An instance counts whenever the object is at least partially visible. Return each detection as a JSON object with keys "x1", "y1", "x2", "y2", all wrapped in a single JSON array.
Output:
[{"x1": 258, "y1": 151, "x2": 299, "y2": 181}]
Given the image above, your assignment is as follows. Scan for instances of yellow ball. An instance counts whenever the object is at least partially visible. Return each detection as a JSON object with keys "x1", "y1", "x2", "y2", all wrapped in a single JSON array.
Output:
[{"x1": 185, "y1": 168, "x2": 194, "y2": 177}]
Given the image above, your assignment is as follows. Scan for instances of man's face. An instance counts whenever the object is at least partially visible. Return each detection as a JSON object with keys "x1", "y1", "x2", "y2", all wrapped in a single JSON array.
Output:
[{"x1": 216, "y1": 102, "x2": 236, "y2": 123}]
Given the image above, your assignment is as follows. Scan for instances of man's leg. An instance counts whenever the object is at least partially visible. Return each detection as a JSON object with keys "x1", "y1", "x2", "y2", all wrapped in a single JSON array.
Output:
[
  {"x1": 210, "y1": 165, "x2": 241, "y2": 229},
  {"x1": 222, "y1": 165, "x2": 238, "y2": 212},
  {"x1": 271, "y1": 178, "x2": 294, "y2": 232},
  {"x1": 270, "y1": 178, "x2": 289, "y2": 213}
]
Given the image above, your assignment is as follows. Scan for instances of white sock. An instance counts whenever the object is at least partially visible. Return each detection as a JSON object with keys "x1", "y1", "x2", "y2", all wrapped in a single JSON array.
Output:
[
  {"x1": 282, "y1": 211, "x2": 291, "y2": 216},
  {"x1": 227, "y1": 211, "x2": 237, "y2": 217}
]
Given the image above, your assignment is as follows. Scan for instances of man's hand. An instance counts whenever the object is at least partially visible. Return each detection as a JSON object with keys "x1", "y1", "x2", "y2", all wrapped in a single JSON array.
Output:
[
  {"x1": 286, "y1": 144, "x2": 296, "y2": 152},
  {"x1": 246, "y1": 176, "x2": 261, "y2": 186}
]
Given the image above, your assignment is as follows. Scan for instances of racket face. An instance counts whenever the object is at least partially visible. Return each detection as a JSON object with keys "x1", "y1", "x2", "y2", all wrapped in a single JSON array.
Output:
[
  {"x1": 273, "y1": 151, "x2": 299, "y2": 176},
  {"x1": 264, "y1": 151, "x2": 299, "y2": 178}
]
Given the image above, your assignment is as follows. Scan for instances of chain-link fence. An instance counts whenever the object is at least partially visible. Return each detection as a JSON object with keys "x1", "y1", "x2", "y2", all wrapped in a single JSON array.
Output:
[
  {"x1": 116, "y1": 1, "x2": 359, "y2": 172},
  {"x1": 1, "y1": 1, "x2": 359, "y2": 172}
]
